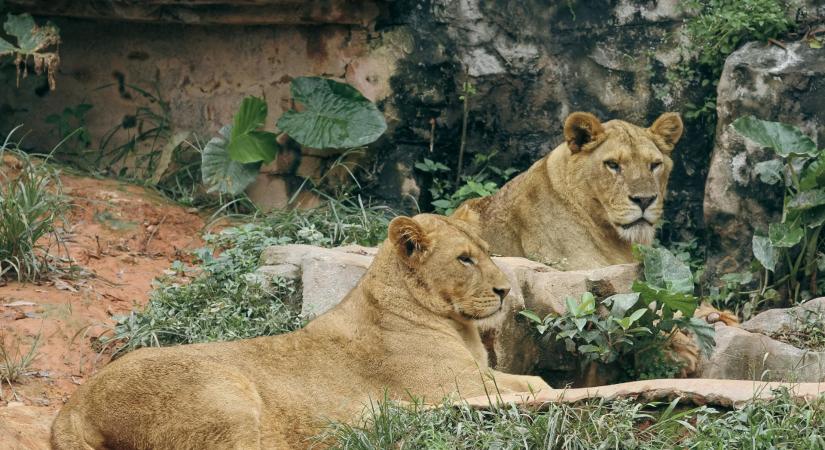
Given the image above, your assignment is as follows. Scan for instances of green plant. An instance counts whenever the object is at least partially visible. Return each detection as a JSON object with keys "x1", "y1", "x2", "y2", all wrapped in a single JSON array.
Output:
[
  {"x1": 521, "y1": 246, "x2": 714, "y2": 382},
  {"x1": 104, "y1": 197, "x2": 393, "y2": 355},
  {"x1": 202, "y1": 77, "x2": 387, "y2": 196},
  {"x1": 0, "y1": 13, "x2": 60, "y2": 89},
  {"x1": 0, "y1": 332, "x2": 40, "y2": 384},
  {"x1": 323, "y1": 389, "x2": 825, "y2": 449},
  {"x1": 669, "y1": 0, "x2": 790, "y2": 128},
  {"x1": 456, "y1": 80, "x2": 476, "y2": 183},
  {"x1": 416, "y1": 150, "x2": 517, "y2": 215},
  {"x1": 733, "y1": 116, "x2": 825, "y2": 306},
  {"x1": 0, "y1": 135, "x2": 69, "y2": 281}
]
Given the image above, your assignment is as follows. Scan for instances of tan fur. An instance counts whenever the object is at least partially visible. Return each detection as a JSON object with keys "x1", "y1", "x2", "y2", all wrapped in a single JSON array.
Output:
[
  {"x1": 51, "y1": 214, "x2": 551, "y2": 450},
  {"x1": 453, "y1": 112, "x2": 683, "y2": 270}
]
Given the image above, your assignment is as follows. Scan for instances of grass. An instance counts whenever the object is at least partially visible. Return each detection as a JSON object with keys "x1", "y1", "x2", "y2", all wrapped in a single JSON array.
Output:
[
  {"x1": 324, "y1": 389, "x2": 825, "y2": 449},
  {"x1": 771, "y1": 310, "x2": 825, "y2": 352},
  {"x1": 103, "y1": 196, "x2": 394, "y2": 355},
  {"x1": 0, "y1": 130, "x2": 70, "y2": 282},
  {"x1": 0, "y1": 333, "x2": 41, "y2": 385}
]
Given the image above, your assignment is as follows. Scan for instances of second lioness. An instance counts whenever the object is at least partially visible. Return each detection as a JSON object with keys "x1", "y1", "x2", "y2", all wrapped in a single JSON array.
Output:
[
  {"x1": 453, "y1": 111, "x2": 683, "y2": 270},
  {"x1": 51, "y1": 214, "x2": 551, "y2": 450}
]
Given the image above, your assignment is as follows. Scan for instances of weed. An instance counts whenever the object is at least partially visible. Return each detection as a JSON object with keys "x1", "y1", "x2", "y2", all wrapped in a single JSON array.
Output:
[
  {"x1": 671, "y1": 0, "x2": 790, "y2": 126},
  {"x1": 324, "y1": 389, "x2": 825, "y2": 449},
  {"x1": 104, "y1": 197, "x2": 393, "y2": 355},
  {"x1": 771, "y1": 309, "x2": 825, "y2": 351},
  {"x1": 0, "y1": 132, "x2": 70, "y2": 281},
  {"x1": 521, "y1": 246, "x2": 714, "y2": 383},
  {"x1": 0, "y1": 332, "x2": 41, "y2": 384},
  {"x1": 417, "y1": 150, "x2": 517, "y2": 215},
  {"x1": 733, "y1": 117, "x2": 825, "y2": 307}
]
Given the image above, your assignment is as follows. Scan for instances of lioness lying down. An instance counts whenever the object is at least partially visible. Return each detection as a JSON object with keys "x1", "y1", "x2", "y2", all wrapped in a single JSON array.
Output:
[{"x1": 51, "y1": 214, "x2": 551, "y2": 450}]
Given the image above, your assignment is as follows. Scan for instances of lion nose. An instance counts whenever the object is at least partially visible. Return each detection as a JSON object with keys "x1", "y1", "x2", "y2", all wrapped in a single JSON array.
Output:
[
  {"x1": 493, "y1": 287, "x2": 510, "y2": 303},
  {"x1": 629, "y1": 195, "x2": 656, "y2": 211}
]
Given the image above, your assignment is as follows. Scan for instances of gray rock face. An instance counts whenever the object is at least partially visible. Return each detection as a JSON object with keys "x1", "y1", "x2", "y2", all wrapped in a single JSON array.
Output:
[
  {"x1": 700, "y1": 298, "x2": 825, "y2": 382},
  {"x1": 256, "y1": 244, "x2": 638, "y2": 376},
  {"x1": 704, "y1": 42, "x2": 825, "y2": 282}
]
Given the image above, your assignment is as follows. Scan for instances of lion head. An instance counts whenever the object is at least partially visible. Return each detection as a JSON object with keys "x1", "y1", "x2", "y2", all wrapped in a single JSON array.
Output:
[
  {"x1": 563, "y1": 112, "x2": 683, "y2": 245},
  {"x1": 387, "y1": 214, "x2": 511, "y2": 323}
]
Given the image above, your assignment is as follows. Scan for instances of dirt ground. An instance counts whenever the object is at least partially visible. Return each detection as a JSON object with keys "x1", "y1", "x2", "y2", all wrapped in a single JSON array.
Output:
[{"x1": 0, "y1": 165, "x2": 205, "y2": 449}]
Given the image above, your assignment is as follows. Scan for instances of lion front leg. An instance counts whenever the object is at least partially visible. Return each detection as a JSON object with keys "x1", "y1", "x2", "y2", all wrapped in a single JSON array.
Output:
[{"x1": 481, "y1": 370, "x2": 553, "y2": 396}]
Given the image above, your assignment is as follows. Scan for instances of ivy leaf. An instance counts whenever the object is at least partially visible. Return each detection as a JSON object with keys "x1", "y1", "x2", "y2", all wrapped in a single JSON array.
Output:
[
  {"x1": 201, "y1": 125, "x2": 261, "y2": 195},
  {"x1": 751, "y1": 235, "x2": 778, "y2": 272},
  {"x1": 732, "y1": 116, "x2": 817, "y2": 157},
  {"x1": 277, "y1": 77, "x2": 387, "y2": 149},
  {"x1": 227, "y1": 97, "x2": 279, "y2": 164},
  {"x1": 768, "y1": 222, "x2": 804, "y2": 248},
  {"x1": 633, "y1": 245, "x2": 694, "y2": 294},
  {"x1": 753, "y1": 159, "x2": 783, "y2": 185},
  {"x1": 633, "y1": 280, "x2": 697, "y2": 318}
]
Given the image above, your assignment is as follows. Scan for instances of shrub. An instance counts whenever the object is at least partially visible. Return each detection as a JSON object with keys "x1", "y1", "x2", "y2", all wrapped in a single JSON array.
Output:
[
  {"x1": 521, "y1": 246, "x2": 714, "y2": 382},
  {"x1": 104, "y1": 197, "x2": 393, "y2": 355},
  {"x1": 0, "y1": 134, "x2": 69, "y2": 281}
]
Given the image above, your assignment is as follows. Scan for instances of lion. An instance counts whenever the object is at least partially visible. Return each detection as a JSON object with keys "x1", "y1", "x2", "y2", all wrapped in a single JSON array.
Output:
[
  {"x1": 51, "y1": 214, "x2": 552, "y2": 450},
  {"x1": 453, "y1": 111, "x2": 683, "y2": 271},
  {"x1": 452, "y1": 112, "x2": 738, "y2": 374}
]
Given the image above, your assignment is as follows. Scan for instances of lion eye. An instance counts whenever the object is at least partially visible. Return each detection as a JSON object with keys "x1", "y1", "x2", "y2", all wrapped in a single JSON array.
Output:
[
  {"x1": 650, "y1": 161, "x2": 662, "y2": 171},
  {"x1": 604, "y1": 160, "x2": 620, "y2": 172},
  {"x1": 458, "y1": 254, "x2": 475, "y2": 265}
]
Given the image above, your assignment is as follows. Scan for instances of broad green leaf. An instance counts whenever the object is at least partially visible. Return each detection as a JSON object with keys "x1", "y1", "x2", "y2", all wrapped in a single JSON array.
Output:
[
  {"x1": 229, "y1": 131, "x2": 279, "y2": 164},
  {"x1": 752, "y1": 235, "x2": 777, "y2": 271},
  {"x1": 633, "y1": 246, "x2": 694, "y2": 294},
  {"x1": 3, "y1": 13, "x2": 59, "y2": 53},
  {"x1": 606, "y1": 292, "x2": 641, "y2": 318},
  {"x1": 679, "y1": 317, "x2": 716, "y2": 357},
  {"x1": 201, "y1": 126, "x2": 261, "y2": 195},
  {"x1": 753, "y1": 159, "x2": 783, "y2": 185},
  {"x1": 768, "y1": 222, "x2": 804, "y2": 248},
  {"x1": 800, "y1": 155, "x2": 825, "y2": 191},
  {"x1": 578, "y1": 344, "x2": 600, "y2": 355},
  {"x1": 802, "y1": 206, "x2": 825, "y2": 228},
  {"x1": 277, "y1": 77, "x2": 387, "y2": 149},
  {"x1": 573, "y1": 318, "x2": 587, "y2": 331},
  {"x1": 732, "y1": 116, "x2": 817, "y2": 157},
  {"x1": 518, "y1": 309, "x2": 543, "y2": 324},
  {"x1": 633, "y1": 280, "x2": 697, "y2": 318},
  {"x1": 628, "y1": 308, "x2": 646, "y2": 324},
  {"x1": 227, "y1": 97, "x2": 279, "y2": 163},
  {"x1": 788, "y1": 188, "x2": 825, "y2": 211}
]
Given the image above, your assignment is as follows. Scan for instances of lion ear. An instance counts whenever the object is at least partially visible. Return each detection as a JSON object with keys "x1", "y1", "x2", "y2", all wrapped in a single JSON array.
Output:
[
  {"x1": 388, "y1": 216, "x2": 430, "y2": 263},
  {"x1": 564, "y1": 112, "x2": 605, "y2": 154},
  {"x1": 649, "y1": 112, "x2": 683, "y2": 154}
]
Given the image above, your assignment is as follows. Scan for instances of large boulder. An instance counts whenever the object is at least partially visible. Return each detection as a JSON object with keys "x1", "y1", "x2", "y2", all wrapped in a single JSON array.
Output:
[
  {"x1": 257, "y1": 244, "x2": 638, "y2": 379},
  {"x1": 704, "y1": 41, "x2": 825, "y2": 282},
  {"x1": 700, "y1": 298, "x2": 825, "y2": 382}
]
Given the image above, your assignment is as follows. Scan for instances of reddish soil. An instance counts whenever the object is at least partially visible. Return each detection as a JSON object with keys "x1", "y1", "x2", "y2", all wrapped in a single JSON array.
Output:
[{"x1": 0, "y1": 163, "x2": 204, "y2": 448}]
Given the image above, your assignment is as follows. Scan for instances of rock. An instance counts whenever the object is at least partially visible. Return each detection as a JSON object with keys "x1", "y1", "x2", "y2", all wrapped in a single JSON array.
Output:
[
  {"x1": 741, "y1": 297, "x2": 825, "y2": 335},
  {"x1": 700, "y1": 324, "x2": 825, "y2": 382},
  {"x1": 704, "y1": 41, "x2": 825, "y2": 282},
  {"x1": 256, "y1": 244, "x2": 637, "y2": 377},
  {"x1": 259, "y1": 244, "x2": 376, "y2": 317},
  {"x1": 700, "y1": 298, "x2": 825, "y2": 382}
]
